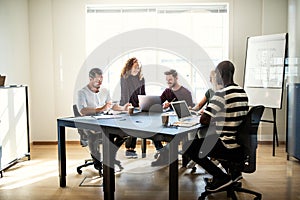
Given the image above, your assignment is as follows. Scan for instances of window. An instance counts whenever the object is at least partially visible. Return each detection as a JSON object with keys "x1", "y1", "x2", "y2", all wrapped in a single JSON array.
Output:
[{"x1": 86, "y1": 4, "x2": 229, "y2": 103}]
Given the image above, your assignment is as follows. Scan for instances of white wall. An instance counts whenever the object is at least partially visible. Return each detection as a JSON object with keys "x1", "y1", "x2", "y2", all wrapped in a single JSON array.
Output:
[
  {"x1": 260, "y1": 0, "x2": 288, "y2": 142},
  {"x1": 1, "y1": 0, "x2": 289, "y2": 142},
  {"x1": 29, "y1": 0, "x2": 56, "y2": 141},
  {"x1": 0, "y1": 0, "x2": 30, "y2": 86}
]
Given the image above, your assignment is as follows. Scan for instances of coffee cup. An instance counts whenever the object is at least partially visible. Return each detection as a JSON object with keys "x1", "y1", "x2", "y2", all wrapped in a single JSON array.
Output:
[
  {"x1": 161, "y1": 114, "x2": 169, "y2": 126},
  {"x1": 128, "y1": 106, "x2": 134, "y2": 115}
]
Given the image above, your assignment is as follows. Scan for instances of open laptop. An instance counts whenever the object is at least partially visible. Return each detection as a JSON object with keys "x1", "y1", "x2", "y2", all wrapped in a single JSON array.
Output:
[
  {"x1": 171, "y1": 100, "x2": 199, "y2": 127},
  {"x1": 138, "y1": 95, "x2": 163, "y2": 112}
]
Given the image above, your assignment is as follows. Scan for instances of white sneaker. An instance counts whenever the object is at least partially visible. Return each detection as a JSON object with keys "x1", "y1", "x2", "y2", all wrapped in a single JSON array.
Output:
[{"x1": 186, "y1": 160, "x2": 196, "y2": 169}]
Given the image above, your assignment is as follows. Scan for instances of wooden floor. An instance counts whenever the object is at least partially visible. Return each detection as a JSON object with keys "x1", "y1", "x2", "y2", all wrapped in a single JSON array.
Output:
[{"x1": 0, "y1": 143, "x2": 299, "y2": 200}]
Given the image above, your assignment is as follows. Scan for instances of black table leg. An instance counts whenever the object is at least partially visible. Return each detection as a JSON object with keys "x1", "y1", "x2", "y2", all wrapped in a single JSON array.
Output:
[
  {"x1": 141, "y1": 138, "x2": 147, "y2": 158},
  {"x1": 58, "y1": 124, "x2": 66, "y2": 187},
  {"x1": 169, "y1": 141, "x2": 178, "y2": 200},
  {"x1": 103, "y1": 130, "x2": 115, "y2": 200}
]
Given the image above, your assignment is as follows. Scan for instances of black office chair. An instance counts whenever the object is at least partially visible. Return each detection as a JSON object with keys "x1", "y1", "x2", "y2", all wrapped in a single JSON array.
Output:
[
  {"x1": 73, "y1": 104, "x2": 103, "y2": 176},
  {"x1": 198, "y1": 105, "x2": 264, "y2": 200}
]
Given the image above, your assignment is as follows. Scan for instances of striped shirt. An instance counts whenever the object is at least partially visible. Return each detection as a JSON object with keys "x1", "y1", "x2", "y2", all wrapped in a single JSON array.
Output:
[{"x1": 204, "y1": 83, "x2": 249, "y2": 148}]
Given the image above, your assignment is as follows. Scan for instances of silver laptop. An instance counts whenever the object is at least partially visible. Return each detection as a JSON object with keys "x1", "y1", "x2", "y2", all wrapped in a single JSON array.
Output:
[
  {"x1": 171, "y1": 100, "x2": 193, "y2": 121},
  {"x1": 171, "y1": 101, "x2": 199, "y2": 127},
  {"x1": 138, "y1": 95, "x2": 163, "y2": 112}
]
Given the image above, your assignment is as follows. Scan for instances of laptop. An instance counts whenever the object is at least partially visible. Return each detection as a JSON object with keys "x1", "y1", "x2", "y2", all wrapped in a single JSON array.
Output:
[
  {"x1": 0, "y1": 75, "x2": 6, "y2": 86},
  {"x1": 138, "y1": 95, "x2": 163, "y2": 112},
  {"x1": 171, "y1": 100, "x2": 199, "y2": 127}
]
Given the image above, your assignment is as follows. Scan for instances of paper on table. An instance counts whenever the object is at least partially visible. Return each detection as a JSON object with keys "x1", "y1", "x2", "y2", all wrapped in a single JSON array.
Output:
[{"x1": 92, "y1": 115, "x2": 122, "y2": 119}]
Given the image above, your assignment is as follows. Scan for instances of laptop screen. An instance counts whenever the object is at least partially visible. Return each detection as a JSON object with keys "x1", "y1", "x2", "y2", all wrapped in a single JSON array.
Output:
[
  {"x1": 171, "y1": 101, "x2": 191, "y2": 119},
  {"x1": 138, "y1": 95, "x2": 163, "y2": 112}
]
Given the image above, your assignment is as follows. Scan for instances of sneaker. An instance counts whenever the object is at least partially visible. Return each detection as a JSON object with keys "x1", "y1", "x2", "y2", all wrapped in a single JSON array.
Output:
[
  {"x1": 206, "y1": 176, "x2": 232, "y2": 192},
  {"x1": 125, "y1": 150, "x2": 138, "y2": 159},
  {"x1": 186, "y1": 160, "x2": 196, "y2": 169},
  {"x1": 130, "y1": 150, "x2": 138, "y2": 159},
  {"x1": 125, "y1": 150, "x2": 132, "y2": 158}
]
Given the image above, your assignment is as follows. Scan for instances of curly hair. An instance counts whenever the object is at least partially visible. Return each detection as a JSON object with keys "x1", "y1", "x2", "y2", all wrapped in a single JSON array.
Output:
[{"x1": 120, "y1": 57, "x2": 143, "y2": 80}]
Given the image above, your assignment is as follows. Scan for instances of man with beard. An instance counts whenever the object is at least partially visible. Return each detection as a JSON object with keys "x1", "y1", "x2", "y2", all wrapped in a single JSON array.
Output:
[
  {"x1": 160, "y1": 69, "x2": 193, "y2": 109},
  {"x1": 151, "y1": 69, "x2": 194, "y2": 166}
]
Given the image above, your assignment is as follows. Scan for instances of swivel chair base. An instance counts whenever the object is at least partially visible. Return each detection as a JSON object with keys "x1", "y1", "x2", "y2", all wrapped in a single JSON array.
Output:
[
  {"x1": 76, "y1": 158, "x2": 124, "y2": 177},
  {"x1": 198, "y1": 181, "x2": 262, "y2": 200},
  {"x1": 77, "y1": 158, "x2": 103, "y2": 177}
]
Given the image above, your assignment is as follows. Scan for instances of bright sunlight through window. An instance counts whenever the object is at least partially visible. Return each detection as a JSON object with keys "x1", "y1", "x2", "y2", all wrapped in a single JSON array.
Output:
[{"x1": 86, "y1": 4, "x2": 229, "y2": 102}]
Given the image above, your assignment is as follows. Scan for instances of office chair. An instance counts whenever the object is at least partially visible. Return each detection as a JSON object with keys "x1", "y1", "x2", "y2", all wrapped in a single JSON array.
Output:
[
  {"x1": 198, "y1": 105, "x2": 264, "y2": 200},
  {"x1": 73, "y1": 104, "x2": 103, "y2": 176}
]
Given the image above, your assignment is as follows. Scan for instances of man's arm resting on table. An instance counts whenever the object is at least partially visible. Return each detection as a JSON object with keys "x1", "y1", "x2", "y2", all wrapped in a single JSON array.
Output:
[{"x1": 80, "y1": 104, "x2": 110, "y2": 116}]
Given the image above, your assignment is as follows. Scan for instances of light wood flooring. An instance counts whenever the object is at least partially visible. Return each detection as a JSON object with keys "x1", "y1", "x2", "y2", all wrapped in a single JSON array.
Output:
[{"x1": 0, "y1": 143, "x2": 299, "y2": 200}]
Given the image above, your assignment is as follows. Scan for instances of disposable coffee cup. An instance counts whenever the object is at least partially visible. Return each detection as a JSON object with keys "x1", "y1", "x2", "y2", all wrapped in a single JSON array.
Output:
[
  {"x1": 161, "y1": 114, "x2": 169, "y2": 126},
  {"x1": 128, "y1": 106, "x2": 134, "y2": 115}
]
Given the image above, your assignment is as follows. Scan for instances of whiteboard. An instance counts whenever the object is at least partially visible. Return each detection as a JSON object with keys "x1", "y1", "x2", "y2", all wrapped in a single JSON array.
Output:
[{"x1": 243, "y1": 33, "x2": 288, "y2": 109}]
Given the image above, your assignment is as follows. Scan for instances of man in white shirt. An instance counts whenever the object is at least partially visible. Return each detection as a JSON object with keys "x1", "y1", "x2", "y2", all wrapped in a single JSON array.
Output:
[{"x1": 77, "y1": 68, "x2": 130, "y2": 170}]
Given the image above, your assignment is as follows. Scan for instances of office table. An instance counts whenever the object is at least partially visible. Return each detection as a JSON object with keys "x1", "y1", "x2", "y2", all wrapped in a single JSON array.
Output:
[{"x1": 57, "y1": 112, "x2": 203, "y2": 200}]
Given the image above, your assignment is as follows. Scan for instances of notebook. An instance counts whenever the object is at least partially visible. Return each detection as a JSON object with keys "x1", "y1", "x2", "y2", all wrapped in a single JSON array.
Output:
[
  {"x1": 138, "y1": 95, "x2": 163, "y2": 112},
  {"x1": 171, "y1": 100, "x2": 199, "y2": 127}
]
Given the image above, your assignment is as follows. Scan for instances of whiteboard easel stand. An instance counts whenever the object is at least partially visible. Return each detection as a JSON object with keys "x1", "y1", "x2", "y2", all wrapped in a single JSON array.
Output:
[
  {"x1": 243, "y1": 33, "x2": 288, "y2": 157},
  {"x1": 260, "y1": 108, "x2": 279, "y2": 156}
]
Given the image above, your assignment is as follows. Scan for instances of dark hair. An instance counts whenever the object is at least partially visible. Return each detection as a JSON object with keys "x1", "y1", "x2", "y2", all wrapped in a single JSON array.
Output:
[
  {"x1": 216, "y1": 60, "x2": 235, "y2": 81},
  {"x1": 164, "y1": 69, "x2": 178, "y2": 78},
  {"x1": 89, "y1": 68, "x2": 103, "y2": 78}
]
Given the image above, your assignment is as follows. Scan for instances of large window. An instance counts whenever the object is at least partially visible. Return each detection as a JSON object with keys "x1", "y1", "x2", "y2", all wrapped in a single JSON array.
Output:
[{"x1": 86, "y1": 4, "x2": 229, "y2": 102}]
